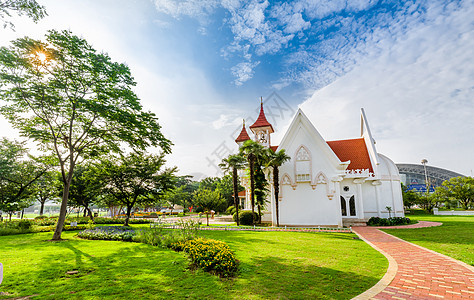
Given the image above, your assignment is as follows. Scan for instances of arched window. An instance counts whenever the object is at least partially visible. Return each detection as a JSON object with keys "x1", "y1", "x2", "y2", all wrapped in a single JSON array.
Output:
[
  {"x1": 295, "y1": 146, "x2": 311, "y2": 182},
  {"x1": 349, "y1": 196, "x2": 356, "y2": 216},
  {"x1": 340, "y1": 196, "x2": 347, "y2": 216}
]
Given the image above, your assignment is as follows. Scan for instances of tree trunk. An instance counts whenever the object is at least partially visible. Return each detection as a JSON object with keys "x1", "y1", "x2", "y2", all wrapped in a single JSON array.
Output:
[
  {"x1": 21, "y1": 209, "x2": 24, "y2": 219},
  {"x1": 125, "y1": 204, "x2": 132, "y2": 226},
  {"x1": 40, "y1": 201, "x2": 45, "y2": 216},
  {"x1": 249, "y1": 155, "x2": 255, "y2": 225},
  {"x1": 206, "y1": 211, "x2": 209, "y2": 226},
  {"x1": 86, "y1": 206, "x2": 94, "y2": 222},
  {"x1": 273, "y1": 166, "x2": 280, "y2": 227},
  {"x1": 52, "y1": 177, "x2": 72, "y2": 240},
  {"x1": 257, "y1": 205, "x2": 261, "y2": 224},
  {"x1": 233, "y1": 167, "x2": 240, "y2": 226},
  {"x1": 83, "y1": 208, "x2": 87, "y2": 217}
]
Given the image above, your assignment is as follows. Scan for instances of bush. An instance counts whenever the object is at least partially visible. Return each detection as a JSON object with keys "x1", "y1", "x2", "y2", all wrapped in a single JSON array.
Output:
[
  {"x1": 233, "y1": 211, "x2": 258, "y2": 225},
  {"x1": 134, "y1": 219, "x2": 200, "y2": 248},
  {"x1": 178, "y1": 238, "x2": 238, "y2": 277},
  {"x1": 17, "y1": 219, "x2": 33, "y2": 230},
  {"x1": 195, "y1": 206, "x2": 204, "y2": 213},
  {"x1": 78, "y1": 226, "x2": 135, "y2": 241},
  {"x1": 226, "y1": 206, "x2": 236, "y2": 215},
  {"x1": 34, "y1": 215, "x2": 48, "y2": 219},
  {"x1": 367, "y1": 216, "x2": 411, "y2": 226}
]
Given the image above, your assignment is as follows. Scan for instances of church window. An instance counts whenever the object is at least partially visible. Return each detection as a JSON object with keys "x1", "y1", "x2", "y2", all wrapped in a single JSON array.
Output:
[
  {"x1": 340, "y1": 196, "x2": 347, "y2": 216},
  {"x1": 343, "y1": 186, "x2": 349, "y2": 192},
  {"x1": 295, "y1": 146, "x2": 311, "y2": 182},
  {"x1": 349, "y1": 196, "x2": 356, "y2": 216}
]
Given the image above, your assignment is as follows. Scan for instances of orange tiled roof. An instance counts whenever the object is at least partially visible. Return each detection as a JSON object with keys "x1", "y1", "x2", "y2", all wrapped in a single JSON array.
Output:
[
  {"x1": 250, "y1": 102, "x2": 274, "y2": 132},
  {"x1": 238, "y1": 190, "x2": 246, "y2": 197},
  {"x1": 270, "y1": 145, "x2": 278, "y2": 152},
  {"x1": 235, "y1": 124, "x2": 251, "y2": 143},
  {"x1": 327, "y1": 138, "x2": 373, "y2": 172}
]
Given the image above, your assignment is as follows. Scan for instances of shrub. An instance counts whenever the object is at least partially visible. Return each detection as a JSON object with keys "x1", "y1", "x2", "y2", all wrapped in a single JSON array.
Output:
[
  {"x1": 195, "y1": 206, "x2": 204, "y2": 213},
  {"x1": 78, "y1": 226, "x2": 135, "y2": 241},
  {"x1": 34, "y1": 215, "x2": 48, "y2": 219},
  {"x1": 233, "y1": 211, "x2": 258, "y2": 225},
  {"x1": 367, "y1": 216, "x2": 411, "y2": 226},
  {"x1": 178, "y1": 238, "x2": 238, "y2": 277},
  {"x1": 134, "y1": 219, "x2": 200, "y2": 248},
  {"x1": 226, "y1": 206, "x2": 236, "y2": 215},
  {"x1": 17, "y1": 219, "x2": 33, "y2": 230}
]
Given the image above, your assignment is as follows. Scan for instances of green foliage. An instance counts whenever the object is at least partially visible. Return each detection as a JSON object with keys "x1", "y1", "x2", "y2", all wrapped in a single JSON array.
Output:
[
  {"x1": 401, "y1": 183, "x2": 421, "y2": 209},
  {"x1": 77, "y1": 226, "x2": 135, "y2": 241},
  {"x1": 234, "y1": 210, "x2": 258, "y2": 226},
  {"x1": 193, "y1": 189, "x2": 225, "y2": 225},
  {"x1": 226, "y1": 205, "x2": 236, "y2": 215},
  {"x1": 133, "y1": 219, "x2": 200, "y2": 248},
  {"x1": 178, "y1": 238, "x2": 238, "y2": 277},
  {"x1": 0, "y1": 0, "x2": 47, "y2": 30},
  {"x1": 434, "y1": 176, "x2": 474, "y2": 210},
  {"x1": 67, "y1": 165, "x2": 101, "y2": 219},
  {"x1": 92, "y1": 152, "x2": 176, "y2": 226},
  {"x1": 0, "y1": 138, "x2": 47, "y2": 216},
  {"x1": 367, "y1": 217, "x2": 411, "y2": 226},
  {"x1": 0, "y1": 29, "x2": 172, "y2": 239}
]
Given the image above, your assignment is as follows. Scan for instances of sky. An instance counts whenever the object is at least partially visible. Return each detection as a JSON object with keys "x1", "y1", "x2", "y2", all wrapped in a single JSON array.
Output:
[{"x1": 0, "y1": 0, "x2": 473, "y2": 178}]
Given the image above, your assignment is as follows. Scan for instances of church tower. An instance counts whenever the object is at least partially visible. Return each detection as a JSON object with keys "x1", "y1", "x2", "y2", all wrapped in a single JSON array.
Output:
[{"x1": 249, "y1": 98, "x2": 274, "y2": 148}]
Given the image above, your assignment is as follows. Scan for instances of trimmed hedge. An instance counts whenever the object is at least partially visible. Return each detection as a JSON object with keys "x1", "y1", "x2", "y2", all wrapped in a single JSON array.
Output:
[{"x1": 367, "y1": 217, "x2": 411, "y2": 226}]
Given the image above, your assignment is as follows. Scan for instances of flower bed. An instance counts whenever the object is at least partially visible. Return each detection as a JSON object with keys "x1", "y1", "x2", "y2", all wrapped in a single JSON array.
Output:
[{"x1": 77, "y1": 226, "x2": 136, "y2": 241}]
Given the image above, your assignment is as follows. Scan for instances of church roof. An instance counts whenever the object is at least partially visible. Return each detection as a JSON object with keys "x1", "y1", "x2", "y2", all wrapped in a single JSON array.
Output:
[
  {"x1": 250, "y1": 102, "x2": 274, "y2": 133},
  {"x1": 327, "y1": 138, "x2": 374, "y2": 173},
  {"x1": 235, "y1": 122, "x2": 251, "y2": 143},
  {"x1": 270, "y1": 145, "x2": 278, "y2": 152}
]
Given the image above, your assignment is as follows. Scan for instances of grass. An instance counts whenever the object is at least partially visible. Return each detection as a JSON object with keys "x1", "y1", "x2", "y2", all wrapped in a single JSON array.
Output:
[
  {"x1": 0, "y1": 229, "x2": 387, "y2": 299},
  {"x1": 381, "y1": 214, "x2": 474, "y2": 266}
]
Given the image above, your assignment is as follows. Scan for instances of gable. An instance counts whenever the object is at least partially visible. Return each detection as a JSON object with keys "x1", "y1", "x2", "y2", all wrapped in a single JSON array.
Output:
[{"x1": 327, "y1": 138, "x2": 374, "y2": 173}]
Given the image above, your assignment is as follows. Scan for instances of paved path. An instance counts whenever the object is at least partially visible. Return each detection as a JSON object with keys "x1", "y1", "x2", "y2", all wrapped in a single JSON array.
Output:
[{"x1": 353, "y1": 221, "x2": 474, "y2": 299}]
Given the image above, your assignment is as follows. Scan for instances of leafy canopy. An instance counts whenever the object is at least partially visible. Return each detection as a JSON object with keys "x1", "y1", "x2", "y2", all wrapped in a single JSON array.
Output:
[{"x1": 0, "y1": 0, "x2": 47, "y2": 30}]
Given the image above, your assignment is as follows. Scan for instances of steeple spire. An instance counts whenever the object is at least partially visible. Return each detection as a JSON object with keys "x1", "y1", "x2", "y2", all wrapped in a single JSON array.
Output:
[
  {"x1": 235, "y1": 119, "x2": 251, "y2": 145},
  {"x1": 250, "y1": 98, "x2": 274, "y2": 133}
]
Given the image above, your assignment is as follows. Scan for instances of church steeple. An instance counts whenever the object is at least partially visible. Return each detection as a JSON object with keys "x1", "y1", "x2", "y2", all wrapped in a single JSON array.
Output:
[
  {"x1": 249, "y1": 97, "x2": 274, "y2": 147},
  {"x1": 235, "y1": 119, "x2": 251, "y2": 147}
]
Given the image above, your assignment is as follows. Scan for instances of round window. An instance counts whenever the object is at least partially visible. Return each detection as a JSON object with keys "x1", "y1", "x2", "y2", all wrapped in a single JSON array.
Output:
[{"x1": 343, "y1": 186, "x2": 350, "y2": 192}]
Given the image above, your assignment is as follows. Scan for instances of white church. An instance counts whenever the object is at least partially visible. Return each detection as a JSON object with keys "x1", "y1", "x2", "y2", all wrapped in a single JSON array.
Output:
[{"x1": 235, "y1": 103, "x2": 404, "y2": 227}]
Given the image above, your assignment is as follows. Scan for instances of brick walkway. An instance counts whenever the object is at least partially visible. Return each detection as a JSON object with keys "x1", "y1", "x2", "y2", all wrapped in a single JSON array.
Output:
[{"x1": 353, "y1": 222, "x2": 474, "y2": 300}]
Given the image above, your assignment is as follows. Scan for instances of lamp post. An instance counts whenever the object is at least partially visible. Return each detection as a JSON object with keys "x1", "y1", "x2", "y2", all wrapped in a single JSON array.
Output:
[{"x1": 421, "y1": 159, "x2": 429, "y2": 192}]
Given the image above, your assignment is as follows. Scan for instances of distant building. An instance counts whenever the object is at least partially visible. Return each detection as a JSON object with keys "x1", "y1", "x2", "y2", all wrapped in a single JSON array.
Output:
[
  {"x1": 234, "y1": 104, "x2": 404, "y2": 227},
  {"x1": 397, "y1": 164, "x2": 465, "y2": 192}
]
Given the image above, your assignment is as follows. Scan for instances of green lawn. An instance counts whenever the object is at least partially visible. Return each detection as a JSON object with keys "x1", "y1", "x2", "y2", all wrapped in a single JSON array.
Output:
[
  {"x1": 0, "y1": 229, "x2": 387, "y2": 299},
  {"x1": 381, "y1": 215, "x2": 474, "y2": 266}
]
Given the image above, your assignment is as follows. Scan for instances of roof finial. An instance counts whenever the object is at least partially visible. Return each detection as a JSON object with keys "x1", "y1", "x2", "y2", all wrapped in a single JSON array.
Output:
[
  {"x1": 243, "y1": 119, "x2": 245, "y2": 126},
  {"x1": 260, "y1": 96, "x2": 263, "y2": 105}
]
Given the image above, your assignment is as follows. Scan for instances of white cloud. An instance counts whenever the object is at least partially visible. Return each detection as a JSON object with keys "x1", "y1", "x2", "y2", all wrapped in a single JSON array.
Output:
[{"x1": 231, "y1": 61, "x2": 260, "y2": 86}]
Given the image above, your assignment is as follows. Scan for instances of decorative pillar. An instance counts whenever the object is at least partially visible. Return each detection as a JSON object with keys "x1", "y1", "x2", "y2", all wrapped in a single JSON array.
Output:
[
  {"x1": 353, "y1": 179, "x2": 365, "y2": 219},
  {"x1": 372, "y1": 180, "x2": 382, "y2": 217}
]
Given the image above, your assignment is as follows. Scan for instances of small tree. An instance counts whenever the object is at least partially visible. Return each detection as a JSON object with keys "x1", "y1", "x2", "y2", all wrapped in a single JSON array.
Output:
[
  {"x1": 67, "y1": 165, "x2": 101, "y2": 221},
  {"x1": 435, "y1": 177, "x2": 474, "y2": 210},
  {"x1": 193, "y1": 189, "x2": 225, "y2": 226},
  {"x1": 0, "y1": 30, "x2": 171, "y2": 239},
  {"x1": 30, "y1": 170, "x2": 60, "y2": 215},
  {"x1": 94, "y1": 152, "x2": 176, "y2": 226},
  {"x1": 401, "y1": 183, "x2": 420, "y2": 210},
  {"x1": 0, "y1": 138, "x2": 47, "y2": 219}
]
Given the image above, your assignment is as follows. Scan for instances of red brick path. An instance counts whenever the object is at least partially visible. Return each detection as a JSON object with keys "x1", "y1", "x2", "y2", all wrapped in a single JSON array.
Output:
[{"x1": 353, "y1": 222, "x2": 474, "y2": 299}]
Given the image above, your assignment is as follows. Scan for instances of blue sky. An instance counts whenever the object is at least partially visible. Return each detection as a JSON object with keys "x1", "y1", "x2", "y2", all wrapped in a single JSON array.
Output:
[{"x1": 0, "y1": 0, "x2": 473, "y2": 178}]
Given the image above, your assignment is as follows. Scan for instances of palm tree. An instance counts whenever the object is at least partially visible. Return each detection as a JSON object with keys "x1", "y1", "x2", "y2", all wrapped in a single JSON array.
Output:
[
  {"x1": 219, "y1": 154, "x2": 246, "y2": 226},
  {"x1": 266, "y1": 148, "x2": 291, "y2": 227},
  {"x1": 239, "y1": 140, "x2": 265, "y2": 224}
]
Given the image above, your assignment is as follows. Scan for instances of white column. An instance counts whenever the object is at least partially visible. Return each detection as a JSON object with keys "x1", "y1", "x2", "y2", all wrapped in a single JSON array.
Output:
[
  {"x1": 372, "y1": 180, "x2": 382, "y2": 217},
  {"x1": 353, "y1": 179, "x2": 365, "y2": 219}
]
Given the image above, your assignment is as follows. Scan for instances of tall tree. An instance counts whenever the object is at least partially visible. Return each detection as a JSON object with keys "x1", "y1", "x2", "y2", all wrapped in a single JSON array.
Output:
[
  {"x1": 239, "y1": 140, "x2": 265, "y2": 224},
  {"x1": 219, "y1": 154, "x2": 246, "y2": 226},
  {"x1": 0, "y1": 0, "x2": 47, "y2": 30},
  {"x1": 435, "y1": 177, "x2": 474, "y2": 210},
  {"x1": 0, "y1": 138, "x2": 47, "y2": 219},
  {"x1": 94, "y1": 152, "x2": 176, "y2": 226},
  {"x1": 266, "y1": 148, "x2": 290, "y2": 227},
  {"x1": 0, "y1": 30, "x2": 171, "y2": 239}
]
